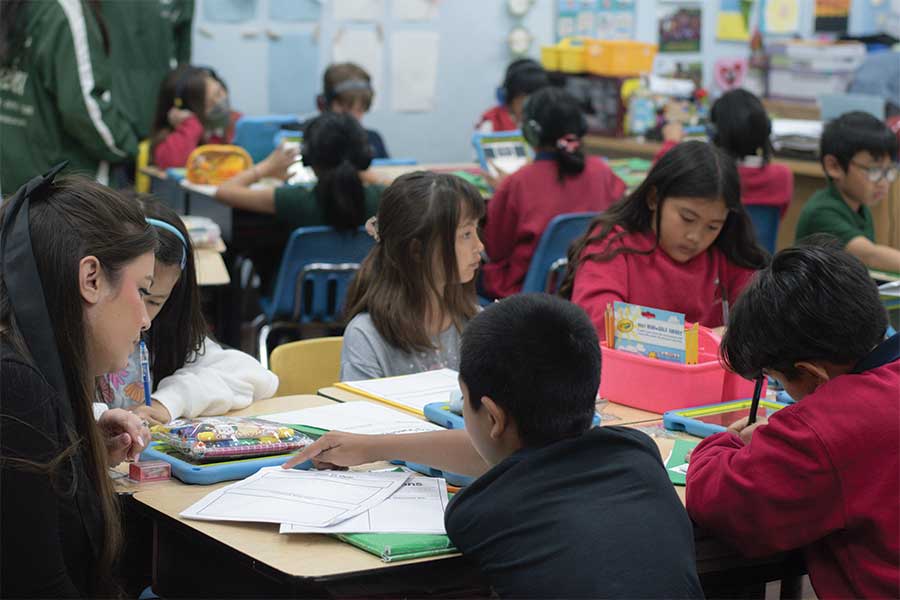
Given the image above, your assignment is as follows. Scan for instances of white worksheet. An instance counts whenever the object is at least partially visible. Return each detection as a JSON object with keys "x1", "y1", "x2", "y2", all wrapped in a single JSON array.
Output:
[
  {"x1": 340, "y1": 368, "x2": 460, "y2": 416},
  {"x1": 280, "y1": 476, "x2": 449, "y2": 534},
  {"x1": 180, "y1": 467, "x2": 408, "y2": 527},
  {"x1": 260, "y1": 401, "x2": 445, "y2": 435}
]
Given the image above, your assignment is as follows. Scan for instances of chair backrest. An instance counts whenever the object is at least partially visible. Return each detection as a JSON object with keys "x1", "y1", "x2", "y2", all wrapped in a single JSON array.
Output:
[
  {"x1": 269, "y1": 336, "x2": 343, "y2": 396},
  {"x1": 745, "y1": 204, "x2": 781, "y2": 255},
  {"x1": 233, "y1": 115, "x2": 300, "y2": 163},
  {"x1": 267, "y1": 226, "x2": 375, "y2": 322},
  {"x1": 520, "y1": 212, "x2": 599, "y2": 293}
]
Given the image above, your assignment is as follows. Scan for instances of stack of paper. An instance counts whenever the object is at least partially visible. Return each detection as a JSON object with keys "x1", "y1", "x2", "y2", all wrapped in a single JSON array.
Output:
[
  {"x1": 335, "y1": 368, "x2": 461, "y2": 416},
  {"x1": 260, "y1": 401, "x2": 445, "y2": 435},
  {"x1": 180, "y1": 467, "x2": 449, "y2": 535}
]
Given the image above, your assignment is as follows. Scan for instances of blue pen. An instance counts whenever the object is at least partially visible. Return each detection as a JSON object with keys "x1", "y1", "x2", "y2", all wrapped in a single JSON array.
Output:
[{"x1": 139, "y1": 339, "x2": 152, "y2": 407}]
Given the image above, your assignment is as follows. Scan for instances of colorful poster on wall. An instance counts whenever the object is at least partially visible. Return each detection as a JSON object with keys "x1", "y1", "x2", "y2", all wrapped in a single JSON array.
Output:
[
  {"x1": 557, "y1": 0, "x2": 578, "y2": 40},
  {"x1": 762, "y1": 0, "x2": 799, "y2": 35},
  {"x1": 576, "y1": 0, "x2": 597, "y2": 38},
  {"x1": 658, "y1": 2, "x2": 702, "y2": 53},
  {"x1": 814, "y1": 0, "x2": 851, "y2": 33},
  {"x1": 596, "y1": 0, "x2": 635, "y2": 40},
  {"x1": 716, "y1": 0, "x2": 755, "y2": 41}
]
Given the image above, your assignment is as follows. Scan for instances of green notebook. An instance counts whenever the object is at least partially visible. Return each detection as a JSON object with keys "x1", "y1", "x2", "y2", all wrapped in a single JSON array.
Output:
[
  {"x1": 335, "y1": 533, "x2": 457, "y2": 562},
  {"x1": 665, "y1": 438, "x2": 700, "y2": 486}
]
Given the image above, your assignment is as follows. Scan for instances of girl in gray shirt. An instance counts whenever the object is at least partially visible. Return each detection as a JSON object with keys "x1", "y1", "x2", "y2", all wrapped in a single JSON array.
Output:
[{"x1": 340, "y1": 171, "x2": 486, "y2": 380}]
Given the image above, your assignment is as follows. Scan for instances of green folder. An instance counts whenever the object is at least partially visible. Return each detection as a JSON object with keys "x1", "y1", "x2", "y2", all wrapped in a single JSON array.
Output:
[
  {"x1": 335, "y1": 533, "x2": 457, "y2": 562},
  {"x1": 665, "y1": 438, "x2": 700, "y2": 486}
]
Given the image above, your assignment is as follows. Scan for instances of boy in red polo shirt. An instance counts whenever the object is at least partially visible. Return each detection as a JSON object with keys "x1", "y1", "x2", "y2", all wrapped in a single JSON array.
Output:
[{"x1": 687, "y1": 242, "x2": 899, "y2": 599}]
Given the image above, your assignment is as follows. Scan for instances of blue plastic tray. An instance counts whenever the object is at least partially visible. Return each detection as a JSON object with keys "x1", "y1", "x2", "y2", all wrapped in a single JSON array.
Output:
[
  {"x1": 424, "y1": 402, "x2": 601, "y2": 429},
  {"x1": 140, "y1": 442, "x2": 313, "y2": 485},
  {"x1": 663, "y1": 399, "x2": 789, "y2": 438}
]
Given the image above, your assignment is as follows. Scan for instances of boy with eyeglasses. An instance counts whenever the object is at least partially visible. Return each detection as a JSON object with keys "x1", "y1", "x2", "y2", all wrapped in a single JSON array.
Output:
[{"x1": 796, "y1": 111, "x2": 899, "y2": 272}]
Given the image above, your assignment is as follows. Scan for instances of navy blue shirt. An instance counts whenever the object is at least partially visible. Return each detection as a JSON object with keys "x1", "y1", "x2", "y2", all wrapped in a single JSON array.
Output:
[{"x1": 444, "y1": 426, "x2": 703, "y2": 599}]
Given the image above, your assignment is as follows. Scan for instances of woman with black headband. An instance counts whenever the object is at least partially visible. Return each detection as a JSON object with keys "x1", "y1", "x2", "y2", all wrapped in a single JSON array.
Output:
[{"x1": 1, "y1": 167, "x2": 156, "y2": 597}]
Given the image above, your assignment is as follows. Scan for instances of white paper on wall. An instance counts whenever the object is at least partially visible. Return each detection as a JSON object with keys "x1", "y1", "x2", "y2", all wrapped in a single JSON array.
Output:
[
  {"x1": 334, "y1": 0, "x2": 385, "y2": 22},
  {"x1": 392, "y1": 0, "x2": 437, "y2": 21},
  {"x1": 390, "y1": 31, "x2": 440, "y2": 112},
  {"x1": 332, "y1": 27, "x2": 384, "y2": 111}
]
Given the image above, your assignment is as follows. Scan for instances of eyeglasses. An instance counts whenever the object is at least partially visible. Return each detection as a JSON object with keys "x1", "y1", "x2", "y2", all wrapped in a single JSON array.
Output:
[{"x1": 850, "y1": 160, "x2": 899, "y2": 183}]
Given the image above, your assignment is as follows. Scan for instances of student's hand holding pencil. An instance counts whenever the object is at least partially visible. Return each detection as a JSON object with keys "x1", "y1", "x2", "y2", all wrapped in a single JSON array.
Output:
[
  {"x1": 282, "y1": 431, "x2": 380, "y2": 470},
  {"x1": 725, "y1": 415, "x2": 769, "y2": 446}
]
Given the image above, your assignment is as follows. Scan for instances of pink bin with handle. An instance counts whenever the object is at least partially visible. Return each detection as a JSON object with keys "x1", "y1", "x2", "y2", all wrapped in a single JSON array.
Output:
[{"x1": 598, "y1": 327, "x2": 763, "y2": 414}]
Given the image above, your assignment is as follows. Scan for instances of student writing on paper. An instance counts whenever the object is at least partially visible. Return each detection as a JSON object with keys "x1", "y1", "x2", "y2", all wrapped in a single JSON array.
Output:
[
  {"x1": 687, "y1": 242, "x2": 899, "y2": 599},
  {"x1": 215, "y1": 113, "x2": 383, "y2": 231},
  {"x1": 151, "y1": 65, "x2": 240, "y2": 169},
  {"x1": 559, "y1": 141, "x2": 769, "y2": 338},
  {"x1": 285, "y1": 294, "x2": 702, "y2": 599},
  {"x1": 796, "y1": 112, "x2": 900, "y2": 273},
  {"x1": 93, "y1": 197, "x2": 278, "y2": 424},
  {"x1": 340, "y1": 172, "x2": 485, "y2": 380},
  {"x1": 480, "y1": 87, "x2": 625, "y2": 299},
  {"x1": 655, "y1": 89, "x2": 794, "y2": 218},
  {"x1": 1, "y1": 174, "x2": 154, "y2": 597}
]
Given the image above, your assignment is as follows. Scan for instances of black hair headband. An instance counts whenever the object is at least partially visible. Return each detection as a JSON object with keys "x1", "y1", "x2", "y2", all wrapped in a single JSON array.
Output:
[
  {"x1": 0, "y1": 162, "x2": 73, "y2": 420},
  {"x1": 324, "y1": 78, "x2": 372, "y2": 104}
]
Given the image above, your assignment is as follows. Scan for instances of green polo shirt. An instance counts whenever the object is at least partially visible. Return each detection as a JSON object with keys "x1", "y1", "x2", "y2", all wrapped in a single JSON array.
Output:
[
  {"x1": 796, "y1": 184, "x2": 875, "y2": 247},
  {"x1": 273, "y1": 183, "x2": 384, "y2": 230}
]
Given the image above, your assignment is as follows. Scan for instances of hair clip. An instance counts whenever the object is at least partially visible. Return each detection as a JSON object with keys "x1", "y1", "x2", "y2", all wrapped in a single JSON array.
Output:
[
  {"x1": 556, "y1": 135, "x2": 581, "y2": 153},
  {"x1": 365, "y1": 216, "x2": 380, "y2": 242}
]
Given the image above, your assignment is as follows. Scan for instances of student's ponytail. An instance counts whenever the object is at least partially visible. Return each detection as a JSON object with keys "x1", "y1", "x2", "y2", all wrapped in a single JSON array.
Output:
[
  {"x1": 303, "y1": 112, "x2": 373, "y2": 231},
  {"x1": 321, "y1": 158, "x2": 367, "y2": 231},
  {"x1": 554, "y1": 134, "x2": 586, "y2": 181},
  {"x1": 523, "y1": 87, "x2": 588, "y2": 182}
]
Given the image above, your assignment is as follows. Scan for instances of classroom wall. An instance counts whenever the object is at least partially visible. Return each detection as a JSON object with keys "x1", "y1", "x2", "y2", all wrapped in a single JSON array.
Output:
[{"x1": 191, "y1": 0, "x2": 896, "y2": 163}]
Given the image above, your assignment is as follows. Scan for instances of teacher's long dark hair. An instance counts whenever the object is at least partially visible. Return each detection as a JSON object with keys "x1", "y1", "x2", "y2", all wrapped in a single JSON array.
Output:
[{"x1": 0, "y1": 175, "x2": 157, "y2": 595}]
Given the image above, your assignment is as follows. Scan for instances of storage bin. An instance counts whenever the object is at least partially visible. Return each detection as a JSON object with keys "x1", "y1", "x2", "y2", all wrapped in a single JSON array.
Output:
[
  {"x1": 599, "y1": 327, "x2": 763, "y2": 413},
  {"x1": 586, "y1": 40, "x2": 657, "y2": 77}
]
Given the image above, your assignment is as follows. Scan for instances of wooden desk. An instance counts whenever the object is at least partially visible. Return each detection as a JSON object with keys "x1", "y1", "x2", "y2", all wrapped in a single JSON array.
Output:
[
  {"x1": 126, "y1": 395, "x2": 489, "y2": 597},
  {"x1": 194, "y1": 248, "x2": 230, "y2": 287},
  {"x1": 141, "y1": 166, "x2": 188, "y2": 213},
  {"x1": 317, "y1": 386, "x2": 661, "y2": 427},
  {"x1": 368, "y1": 162, "x2": 480, "y2": 185},
  {"x1": 583, "y1": 135, "x2": 900, "y2": 252},
  {"x1": 128, "y1": 394, "x2": 803, "y2": 597}
]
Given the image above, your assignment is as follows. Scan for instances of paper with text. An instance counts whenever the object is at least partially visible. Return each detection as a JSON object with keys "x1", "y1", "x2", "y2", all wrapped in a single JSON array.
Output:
[
  {"x1": 261, "y1": 401, "x2": 445, "y2": 435},
  {"x1": 339, "y1": 368, "x2": 460, "y2": 416},
  {"x1": 280, "y1": 476, "x2": 448, "y2": 534},
  {"x1": 180, "y1": 467, "x2": 409, "y2": 527}
]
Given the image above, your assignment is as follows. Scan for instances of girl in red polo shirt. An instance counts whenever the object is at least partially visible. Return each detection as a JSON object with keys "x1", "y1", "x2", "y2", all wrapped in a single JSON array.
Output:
[
  {"x1": 656, "y1": 89, "x2": 793, "y2": 217},
  {"x1": 560, "y1": 140, "x2": 769, "y2": 336},
  {"x1": 151, "y1": 65, "x2": 241, "y2": 169},
  {"x1": 481, "y1": 87, "x2": 626, "y2": 298}
]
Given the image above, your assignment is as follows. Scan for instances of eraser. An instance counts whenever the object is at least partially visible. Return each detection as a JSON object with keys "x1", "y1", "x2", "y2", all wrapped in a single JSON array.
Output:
[{"x1": 129, "y1": 460, "x2": 171, "y2": 482}]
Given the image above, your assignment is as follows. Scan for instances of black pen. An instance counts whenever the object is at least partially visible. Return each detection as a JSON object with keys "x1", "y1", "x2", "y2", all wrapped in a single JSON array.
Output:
[{"x1": 747, "y1": 375, "x2": 765, "y2": 425}]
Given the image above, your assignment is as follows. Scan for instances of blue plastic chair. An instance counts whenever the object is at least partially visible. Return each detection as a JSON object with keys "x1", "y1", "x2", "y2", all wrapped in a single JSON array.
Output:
[
  {"x1": 233, "y1": 115, "x2": 300, "y2": 163},
  {"x1": 745, "y1": 204, "x2": 781, "y2": 255},
  {"x1": 520, "y1": 212, "x2": 599, "y2": 294},
  {"x1": 256, "y1": 226, "x2": 374, "y2": 365}
]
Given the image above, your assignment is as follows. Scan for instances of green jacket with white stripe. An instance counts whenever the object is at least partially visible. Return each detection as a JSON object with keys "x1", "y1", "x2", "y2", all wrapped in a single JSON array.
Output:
[{"x1": 0, "y1": 0, "x2": 138, "y2": 194}]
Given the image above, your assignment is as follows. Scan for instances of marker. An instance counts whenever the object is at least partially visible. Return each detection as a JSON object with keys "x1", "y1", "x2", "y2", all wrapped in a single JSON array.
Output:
[
  {"x1": 139, "y1": 339, "x2": 152, "y2": 407},
  {"x1": 747, "y1": 375, "x2": 765, "y2": 425}
]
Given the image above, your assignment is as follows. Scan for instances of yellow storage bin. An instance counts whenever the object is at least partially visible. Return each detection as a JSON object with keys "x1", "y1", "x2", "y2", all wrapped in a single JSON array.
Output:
[
  {"x1": 586, "y1": 40, "x2": 657, "y2": 77},
  {"x1": 542, "y1": 37, "x2": 588, "y2": 73}
]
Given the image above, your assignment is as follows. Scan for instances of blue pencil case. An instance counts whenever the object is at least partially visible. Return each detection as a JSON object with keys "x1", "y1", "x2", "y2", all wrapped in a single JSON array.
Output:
[{"x1": 140, "y1": 442, "x2": 313, "y2": 485}]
